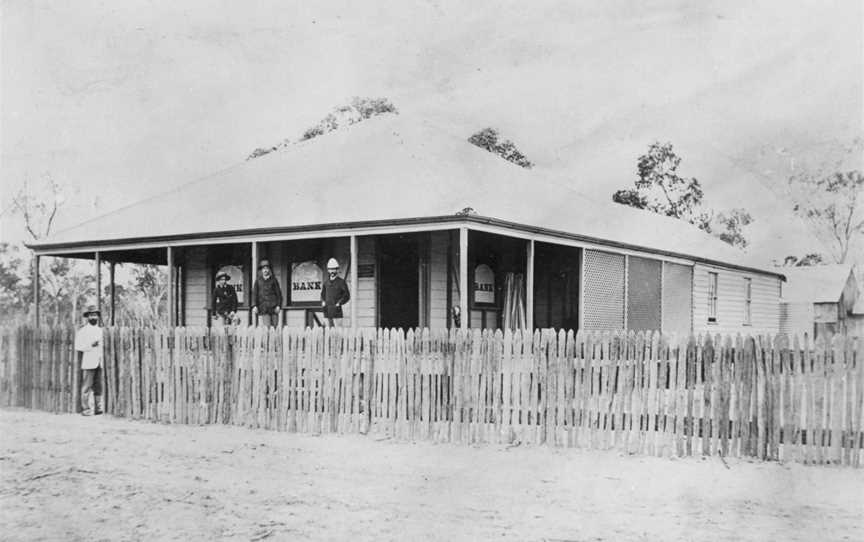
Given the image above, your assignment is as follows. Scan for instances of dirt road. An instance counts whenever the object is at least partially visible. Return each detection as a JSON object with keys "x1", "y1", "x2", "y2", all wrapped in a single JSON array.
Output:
[{"x1": 0, "y1": 408, "x2": 861, "y2": 541}]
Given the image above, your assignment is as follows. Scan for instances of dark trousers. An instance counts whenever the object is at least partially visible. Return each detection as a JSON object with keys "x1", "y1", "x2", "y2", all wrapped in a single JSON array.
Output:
[
  {"x1": 81, "y1": 367, "x2": 103, "y2": 412},
  {"x1": 259, "y1": 312, "x2": 278, "y2": 327}
]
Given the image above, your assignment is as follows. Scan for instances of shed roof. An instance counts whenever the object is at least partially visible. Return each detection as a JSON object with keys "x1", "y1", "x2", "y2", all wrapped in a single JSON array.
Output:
[
  {"x1": 32, "y1": 115, "x2": 780, "y2": 277},
  {"x1": 781, "y1": 264, "x2": 855, "y2": 304}
]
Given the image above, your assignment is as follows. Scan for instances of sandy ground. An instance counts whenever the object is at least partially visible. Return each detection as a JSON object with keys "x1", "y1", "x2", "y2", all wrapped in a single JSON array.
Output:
[{"x1": 0, "y1": 408, "x2": 862, "y2": 542}]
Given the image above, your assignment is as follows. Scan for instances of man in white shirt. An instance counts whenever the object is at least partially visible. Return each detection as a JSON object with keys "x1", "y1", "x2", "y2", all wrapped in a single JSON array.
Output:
[{"x1": 75, "y1": 305, "x2": 103, "y2": 416}]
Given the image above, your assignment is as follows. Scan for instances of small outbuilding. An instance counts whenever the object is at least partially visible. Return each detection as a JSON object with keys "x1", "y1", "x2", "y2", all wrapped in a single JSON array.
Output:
[
  {"x1": 780, "y1": 264, "x2": 860, "y2": 339},
  {"x1": 28, "y1": 116, "x2": 785, "y2": 335},
  {"x1": 851, "y1": 298, "x2": 864, "y2": 337}
]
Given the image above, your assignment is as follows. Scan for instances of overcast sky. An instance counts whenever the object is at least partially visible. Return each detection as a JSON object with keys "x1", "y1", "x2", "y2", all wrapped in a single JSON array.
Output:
[{"x1": 2, "y1": 0, "x2": 861, "y2": 264}]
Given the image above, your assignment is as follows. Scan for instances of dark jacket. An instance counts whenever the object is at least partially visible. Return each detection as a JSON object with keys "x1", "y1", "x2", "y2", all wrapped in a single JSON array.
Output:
[
  {"x1": 253, "y1": 275, "x2": 283, "y2": 314},
  {"x1": 321, "y1": 276, "x2": 350, "y2": 319},
  {"x1": 212, "y1": 283, "x2": 238, "y2": 316}
]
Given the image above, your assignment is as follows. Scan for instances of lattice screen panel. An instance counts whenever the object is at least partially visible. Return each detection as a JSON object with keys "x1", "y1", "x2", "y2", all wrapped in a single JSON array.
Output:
[
  {"x1": 583, "y1": 250, "x2": 625, "y2": 331},
  {"x1": 627, "y1": 256, "x2": 661, "y2": 331},
  {"x1": 662, "y1": 262, "x2": 693, "y2": 335}
]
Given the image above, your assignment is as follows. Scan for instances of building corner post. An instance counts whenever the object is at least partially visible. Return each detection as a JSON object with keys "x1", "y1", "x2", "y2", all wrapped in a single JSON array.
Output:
[
  {"x1": 350, "y1": 235, "x2": 358, "y2": 328},
  {"x1": 250, "y1": 241, "x2": 259, "y2": 326},
  {"x1": 95, "y1": 251, "x2": 102, "y2": 318},
  {"x1": 167, "y1": 246, "x2": 175, "y2": 327},
  {"x1": 526, "y1": 239, "x2": 534, "y2": 332},
  {"x1": 459, "y1": 227, "x2": 468, "y2": 330},
  {"x1": 109, "y1": 261, "x2": 116, "y2": 326},
  {"x1": 33, "y1": 254, "x2": 41, "y2": 326}
]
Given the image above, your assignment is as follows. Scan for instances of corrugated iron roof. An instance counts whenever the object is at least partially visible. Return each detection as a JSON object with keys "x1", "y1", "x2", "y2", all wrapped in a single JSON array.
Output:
[
  {"x1": 852, "y1": 297, "x2": 864, "y2": 315},
  {"x1": 32, "y1": 115, "x2": 780, "y2": 276},
  {"x1": 781, "y1": 264, "x2": 854, "y2": 303}
]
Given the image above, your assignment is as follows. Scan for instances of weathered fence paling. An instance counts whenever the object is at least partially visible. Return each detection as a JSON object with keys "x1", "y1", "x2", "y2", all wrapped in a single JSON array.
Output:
[{"x1": 1, "y1": 325, "x2": 862, "y2": 467}]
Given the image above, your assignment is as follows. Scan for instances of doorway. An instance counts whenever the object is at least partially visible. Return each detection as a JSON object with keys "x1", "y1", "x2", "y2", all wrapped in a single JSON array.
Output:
[
  {"x1": 378, "y1": 234, "x2": 420, "y2": 329},
  {"x1": 534, "y1": 243, "x2": 581, "y2": 331}
]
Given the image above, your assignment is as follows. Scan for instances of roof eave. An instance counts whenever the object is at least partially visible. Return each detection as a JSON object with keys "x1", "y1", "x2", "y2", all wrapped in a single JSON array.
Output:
[
  {"x1": 25, "y1": 216, "x2": 465, "y2": 251},
  {"x1": 26, "y1": 214, "x2": 787, "y2": 280},
  {"x1": 464, "y1": 215, "x2": 786, "y2": 281}
]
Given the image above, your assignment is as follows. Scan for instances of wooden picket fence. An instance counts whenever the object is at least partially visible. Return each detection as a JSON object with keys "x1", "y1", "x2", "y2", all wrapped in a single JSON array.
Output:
[{"x1": 1, "y1": 325, "x2": 862, "y2": 467}]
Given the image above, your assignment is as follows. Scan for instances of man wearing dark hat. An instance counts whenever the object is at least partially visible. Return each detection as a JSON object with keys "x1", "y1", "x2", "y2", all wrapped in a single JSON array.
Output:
[
  {"x1": 212, "y1": 271, "x2": 238, "y2": 326},
  {"x1": 74, "y1": 305, "x2": 104, "y2": 416},
  {"x1": 252, "y1": 259, "x2": 283, "y2": 327}
]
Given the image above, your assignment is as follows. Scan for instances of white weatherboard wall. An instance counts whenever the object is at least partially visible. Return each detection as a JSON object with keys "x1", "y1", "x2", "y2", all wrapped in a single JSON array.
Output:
[
  {"x1": 780, "y1": 302, "x2": 814, "y2": 338},
  {"x1": 692, "y1": 264, "x2": 780, "y2": 336},
  {"x1": 283, "y1": 308, "x2": 306, "y2": 327},
  {"x1": 354, "y1": 236, "x2": 377, "y2": 328},
  {"x1": 429, "y1": 231, "x2": 450, "y2": 329},
  {"x1": 184, "y1": 246, "x2": 209, "y2": 327}
]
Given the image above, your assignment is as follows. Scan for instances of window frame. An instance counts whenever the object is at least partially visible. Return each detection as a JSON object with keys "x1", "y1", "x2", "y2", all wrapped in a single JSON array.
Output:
[
  {"x1": 743, "y1": 277, "x2": 752, "y2": 325},
  {"x1": 707, "y1": 271, "x2": 719, "y2": 323}
]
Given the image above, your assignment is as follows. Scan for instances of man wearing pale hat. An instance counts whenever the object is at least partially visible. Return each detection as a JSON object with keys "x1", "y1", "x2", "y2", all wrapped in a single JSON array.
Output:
[
  {"x1": 252, "y1": 259, "x2": 283, "y2": 327},
  {"x1": 321, "y1": 257, "x2": 350, "y2": 327},
  {"x1": 74, "y1": 305, "x2": 104, "y2": 416}
]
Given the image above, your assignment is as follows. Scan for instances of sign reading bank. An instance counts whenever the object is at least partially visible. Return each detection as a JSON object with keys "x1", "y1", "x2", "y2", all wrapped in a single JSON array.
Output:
[
  {"x1": 291, "y1": 261, "x2": 323, "y2": 303},
  {"x1": 474, "y1": 264, "x2": 495, "y2": 304}
]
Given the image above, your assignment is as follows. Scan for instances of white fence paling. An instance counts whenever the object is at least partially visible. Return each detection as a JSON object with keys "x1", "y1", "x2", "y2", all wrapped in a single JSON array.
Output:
[{"x1": 1, "y1": 325, "x2": 862, "y2": 467}]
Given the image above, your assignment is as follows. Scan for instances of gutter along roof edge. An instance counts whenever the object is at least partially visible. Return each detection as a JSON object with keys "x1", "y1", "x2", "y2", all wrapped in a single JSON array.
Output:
[
  {"x1": 26, "y1": 216, "x2": 467, "y2": 251},
  {"x1": 465, "y1": 216, "x2": 786, "y2": 281},
  {"x1": 26, "y1": 214, "x2": 786, "y2": 281}
]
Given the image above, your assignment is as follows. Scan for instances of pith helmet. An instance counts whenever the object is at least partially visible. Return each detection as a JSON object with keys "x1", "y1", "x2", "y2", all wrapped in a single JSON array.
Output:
[
  {"x1": 326, "y1": 258, "x2": 339, "y2": 270},
  {"x1": 82, "y1": 305, "x2": 100, "y2": 317}
]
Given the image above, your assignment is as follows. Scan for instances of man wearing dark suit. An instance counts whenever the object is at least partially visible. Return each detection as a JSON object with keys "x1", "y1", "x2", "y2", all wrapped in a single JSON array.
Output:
[
  {"x1": 252, "y1": 259, "x2": 283, "y2": 327},
  {"x1": 321, "y1": 257, "x2": 350, "y2": 327}
]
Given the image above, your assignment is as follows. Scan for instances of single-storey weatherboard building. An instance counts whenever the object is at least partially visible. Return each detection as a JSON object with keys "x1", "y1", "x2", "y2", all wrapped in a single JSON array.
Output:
[{"x1": 28, "y1": 116, "x2": 785, "y2": 336}]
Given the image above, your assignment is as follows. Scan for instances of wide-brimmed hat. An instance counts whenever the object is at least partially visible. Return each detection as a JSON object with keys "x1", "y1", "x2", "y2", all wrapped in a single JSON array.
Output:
[
  {"x1": 258, "y1": 259, "x2": 272, "y2": 269},
  {"x1": 215, "y1": 271, "x2": 231, "y2": 281},
  {"x1": 82, "y1": 305, "x2": 100, "y2": 317}
]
